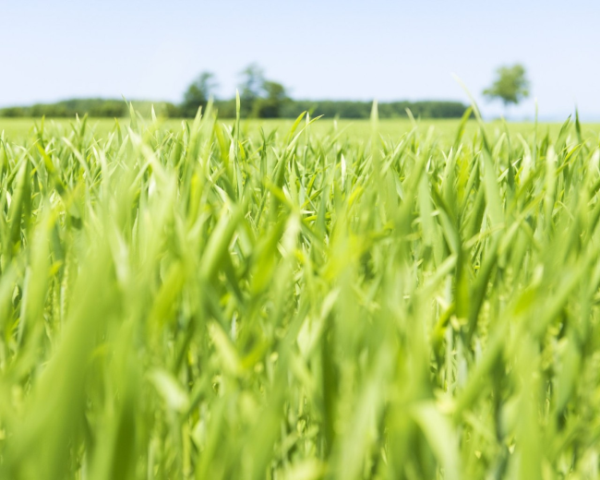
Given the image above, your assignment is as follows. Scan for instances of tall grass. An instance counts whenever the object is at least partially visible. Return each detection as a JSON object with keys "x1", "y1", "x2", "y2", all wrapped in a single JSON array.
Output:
[{"x1": 0, "y1": 103, "x2": 600, "y2": 479}]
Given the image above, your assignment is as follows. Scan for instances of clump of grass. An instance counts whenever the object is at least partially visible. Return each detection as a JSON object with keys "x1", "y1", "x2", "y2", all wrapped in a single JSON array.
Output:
[{"x1": 0, "y1": 104, "x2": 599, "y2": 479}]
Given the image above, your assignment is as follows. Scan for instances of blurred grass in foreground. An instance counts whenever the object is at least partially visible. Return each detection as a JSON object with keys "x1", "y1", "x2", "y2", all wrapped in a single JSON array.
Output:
[{"x1": 1, "y1": 105, "x2": 600, "y2": 479}]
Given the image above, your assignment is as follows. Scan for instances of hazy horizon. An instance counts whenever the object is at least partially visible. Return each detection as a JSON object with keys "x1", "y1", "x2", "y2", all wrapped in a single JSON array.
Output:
[{"x1": 2, "y1": 0, "x2": 599, "y2": 121}]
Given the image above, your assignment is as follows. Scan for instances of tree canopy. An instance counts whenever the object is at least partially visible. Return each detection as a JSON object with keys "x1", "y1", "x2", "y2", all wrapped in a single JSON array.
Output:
[
  {"x1": 483, "y1": 64, "x2": 530, "y2": 108},
  {"x1": 181, "y1": 72, "x2": 218, "y2": 118},
  {"x1": 0, "y1": 63, "x2": 472, "y2": 120}
]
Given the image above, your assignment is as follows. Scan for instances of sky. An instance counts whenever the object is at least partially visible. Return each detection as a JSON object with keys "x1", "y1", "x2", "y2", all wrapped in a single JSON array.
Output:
[{"x1": 1, "y1": 0, "x2": 599, "y2": 120}]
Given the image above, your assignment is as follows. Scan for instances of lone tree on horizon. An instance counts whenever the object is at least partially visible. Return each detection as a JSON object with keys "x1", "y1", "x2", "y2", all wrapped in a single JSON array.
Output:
[{"x1": 483, "y1": 64, "x2": 530, "y2": 117}]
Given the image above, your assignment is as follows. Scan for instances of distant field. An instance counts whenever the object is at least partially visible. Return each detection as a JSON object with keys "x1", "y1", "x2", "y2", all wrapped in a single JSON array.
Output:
[{"x1": 2, "y1": 116, "x2": 600, "y2": 144}]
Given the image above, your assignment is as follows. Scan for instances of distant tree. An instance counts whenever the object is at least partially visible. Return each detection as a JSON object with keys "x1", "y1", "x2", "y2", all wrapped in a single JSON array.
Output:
[
  {"x1": 0, "y1": 107, "x2": 26, "y2": 118},
  {"x1": 483, "y1": 64, "x2": 530, "y2": 116},
  {"x1": 181, "y1": 72, "x2": 218, "y2": 118},
  {"x1": 89, "y1": 100, "x2": 126, "y2": 118},
  {"x1": 163, "y1": 102, "x2": 182, "y2": 118},
  {"x1": 256, "y1": 81, "x2": 289, "y2": 118},
  {"x1": 238, "y1": 63, "x2": 265, "y2": 116},
  {"x1": 237, "y1": 64, "x2": 292, "y2": 118}
]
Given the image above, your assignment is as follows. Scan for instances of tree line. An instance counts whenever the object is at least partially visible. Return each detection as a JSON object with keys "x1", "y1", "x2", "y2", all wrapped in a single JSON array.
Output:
[{"x1": 0, "y1": 63, "x2": 473, "y2": 119}]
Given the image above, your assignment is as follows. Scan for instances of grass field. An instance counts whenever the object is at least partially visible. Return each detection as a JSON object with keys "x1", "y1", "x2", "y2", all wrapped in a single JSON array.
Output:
[
  {"x1": 3, "y1": 116, "x2": 600, "y2": 144},
  {"x1": 1, "y1": 105, "x2": 600, "y2": 479}
]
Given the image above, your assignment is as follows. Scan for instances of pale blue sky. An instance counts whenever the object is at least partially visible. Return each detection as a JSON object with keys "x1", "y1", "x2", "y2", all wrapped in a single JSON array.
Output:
[{"x1": 1, "y1": 0, "x2": 599, "y2": 120}]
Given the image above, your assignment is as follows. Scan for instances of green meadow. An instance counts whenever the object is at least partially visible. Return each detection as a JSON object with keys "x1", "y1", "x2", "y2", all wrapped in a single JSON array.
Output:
[
  {"x1": 3, "y1": 116, "x2": 600, "y2": 144},
  {"x1": 1, "y1": 105, "x2": 600, "y2": 479}
]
